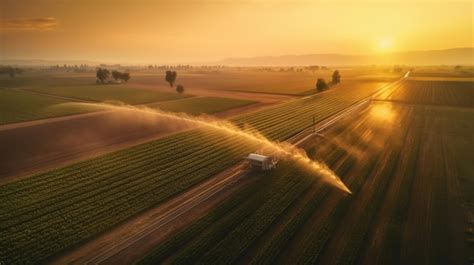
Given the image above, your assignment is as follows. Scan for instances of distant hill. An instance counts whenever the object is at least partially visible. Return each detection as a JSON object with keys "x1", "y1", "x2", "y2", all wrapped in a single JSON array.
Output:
[{"x1": 216, "y1": 48, "x2": 474, "y2": 66}]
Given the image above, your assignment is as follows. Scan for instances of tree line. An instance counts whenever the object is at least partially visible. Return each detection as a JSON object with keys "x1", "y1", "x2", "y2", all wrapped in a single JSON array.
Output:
[
  {"x1": 96, "y1": 68, "x2": 130, "y2": 83},
  {"x1": 0, "y1": 66, "x2": 24, "y2": 77}
]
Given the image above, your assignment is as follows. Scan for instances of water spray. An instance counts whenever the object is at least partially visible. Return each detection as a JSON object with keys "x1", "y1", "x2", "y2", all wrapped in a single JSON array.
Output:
[{"x1": 63, "y1": 102, "x2": 351, "y2": 193}]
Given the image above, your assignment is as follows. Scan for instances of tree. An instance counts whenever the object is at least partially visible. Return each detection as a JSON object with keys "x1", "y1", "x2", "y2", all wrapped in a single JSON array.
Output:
[
  {"x1": 121, "y1": 72, "x2": 131, "y2": 83},
  {"x1": 96, "y1": 68, "x2": 110, "y2": 83},
  {"x1": 165, "y1": 70, "x2": 177, "y2": 87},
  {"x1": 111, "y1": 70, "x2": 121, "y2": 81},
  {"x1": 176, "y1": 84, "x2": 184, "y2": 94},
  {"x1": 316, "y1": 78, "x2": 328, "y2": 92},
  {"x1": 332, "y1": 70, "x2": 341, "y2": 84}
]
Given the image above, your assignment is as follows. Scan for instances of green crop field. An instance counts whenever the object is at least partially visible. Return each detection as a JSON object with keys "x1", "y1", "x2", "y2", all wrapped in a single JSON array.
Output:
[
  {"x1": 148, "y1": 96, "x2": 256, "y2": 115},
  {"x1": 0, "y1": 87, "x2": 255, "y2": 125},
  {"x1": 0, "y1": 89, "x2": 103, "y2": 125},
  {"x1": 27, "y1": 84, "x2": 188, "y2": 105},
  {"x1": 0, "y1": 80, "x2": 388, "y2": 264}
]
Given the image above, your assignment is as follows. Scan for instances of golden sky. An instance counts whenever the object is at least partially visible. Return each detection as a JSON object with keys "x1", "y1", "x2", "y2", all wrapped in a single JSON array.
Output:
[{"x1": 1, "y1": 0, "x2": 472, "y2": 63}]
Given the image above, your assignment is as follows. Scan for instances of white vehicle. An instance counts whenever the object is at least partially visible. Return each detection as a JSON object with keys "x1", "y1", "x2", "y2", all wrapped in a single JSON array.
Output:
[{"x1": 246, "y1": 153, "x2": 278, "y2": 171}]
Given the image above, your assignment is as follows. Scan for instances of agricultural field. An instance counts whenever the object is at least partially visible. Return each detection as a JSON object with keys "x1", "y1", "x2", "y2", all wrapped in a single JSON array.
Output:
[
  {"x1": 130, "y1": 68, "x2": 401, "y2": 95},
  {"x1": 27, "y1": 84, "x2": 188, "y2": 105},
  {"x1": 2, "y1": 1, "x2": 472, "y2": 264},
  {"x1": 0, "y1": 88, "x2": 103, "y2": 124},
  {"x1": 410, "y1": 65, "x2": 474, "y2": 78},
  {"x1": 0, "y1": 72, "x2": 267, "y2": 124},
  {"x1": 375, "y1": 80, "x2": 474, "y2": 107},
  {"x1": 139, "y1": 82, "x2": 474, "y2": 265},
  {"x1": 148, "y1": 96, "x2": 256, "y2": 115},
  {"x1": 0, "y1": 95, "x2": 258, "y2": 180},
  {"x1": 1, "y1": 72, "x2": 472, "y2": 265},
  {"x1": 0, "y1": 79, "x2": 389, "y2": 264}
]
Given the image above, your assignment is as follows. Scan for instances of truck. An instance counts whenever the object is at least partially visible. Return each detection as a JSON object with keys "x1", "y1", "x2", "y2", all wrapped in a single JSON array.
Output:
[{"x1": 246, "y1": 153, "x2": 277, "y2": 171}]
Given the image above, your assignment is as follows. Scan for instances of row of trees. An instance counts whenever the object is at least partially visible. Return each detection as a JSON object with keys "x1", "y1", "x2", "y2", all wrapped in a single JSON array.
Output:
[
  {"x1": 112, "y1": 70, "x2": 131, "y2": 82},
  {"x1": 0, "y1": 66, "x2": 24, "y2": 77},
  {"x1": 316, "y1": 70, "x2": 341, "y2": 92},
  {"x1": 96, "y1": 68, "x2": 130, "y2": 83}
]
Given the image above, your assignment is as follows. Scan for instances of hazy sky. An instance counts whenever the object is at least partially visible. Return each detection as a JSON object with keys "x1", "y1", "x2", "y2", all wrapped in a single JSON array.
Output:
[{"x1": 1, "y1": 0, "x2": 472, "y2": 63}]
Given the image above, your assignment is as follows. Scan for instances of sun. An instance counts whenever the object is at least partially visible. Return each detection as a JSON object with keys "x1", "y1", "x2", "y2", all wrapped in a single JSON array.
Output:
[{"x1": 378, "y1": 38, "x2": 394, "y2": 52}]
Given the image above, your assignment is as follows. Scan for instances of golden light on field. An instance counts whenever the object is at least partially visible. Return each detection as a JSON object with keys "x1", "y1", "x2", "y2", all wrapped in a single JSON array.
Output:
[{"x1": 370, "y1": 104, "x2": 395, "y2": 122}]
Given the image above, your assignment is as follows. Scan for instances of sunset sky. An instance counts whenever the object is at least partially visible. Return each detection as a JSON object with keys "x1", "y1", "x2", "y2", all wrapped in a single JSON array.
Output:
[{"x1": 1, "y1": 0, "x2": 472, "y2": 63}]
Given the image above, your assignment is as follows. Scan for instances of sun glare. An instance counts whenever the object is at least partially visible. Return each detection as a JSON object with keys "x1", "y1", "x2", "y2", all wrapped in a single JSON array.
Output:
[
  {"x1": 370, "y1": 104, "x2": 395, "y2": 122},
  {"x1": 378, "y1": 38, "x2": 394, "y2": 52}
]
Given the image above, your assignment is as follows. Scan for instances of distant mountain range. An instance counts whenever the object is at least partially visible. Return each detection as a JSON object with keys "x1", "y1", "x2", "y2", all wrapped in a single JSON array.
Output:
[
  {"x1": 216, "y1": 48, "x2": 474, "y2": 66},
  {"x1": 2, "y1": 48, "x2": 472, "y2": 66}
]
